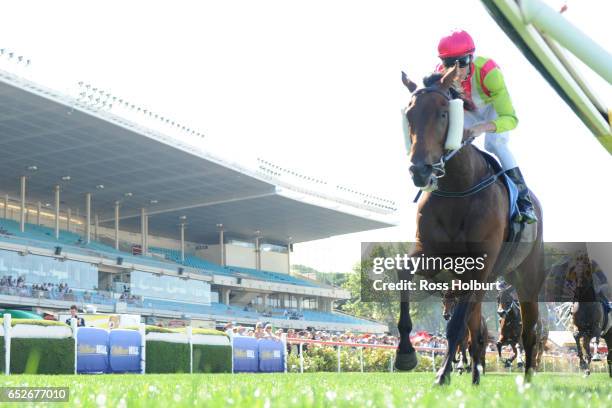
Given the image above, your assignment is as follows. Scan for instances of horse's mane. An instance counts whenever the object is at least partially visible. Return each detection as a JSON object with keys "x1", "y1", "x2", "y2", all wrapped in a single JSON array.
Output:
[
  {"x1": 422, "y1": 72, "x2": 475, "y2": 111},
  {"x1": 423, "y1": 73, "x2": 443, "y2": 88}
]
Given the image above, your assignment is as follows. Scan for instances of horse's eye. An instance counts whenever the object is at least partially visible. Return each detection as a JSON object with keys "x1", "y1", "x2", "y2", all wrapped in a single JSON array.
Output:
[{"x1": 440, "y1": 111, "x2": 448, "y2": 120}]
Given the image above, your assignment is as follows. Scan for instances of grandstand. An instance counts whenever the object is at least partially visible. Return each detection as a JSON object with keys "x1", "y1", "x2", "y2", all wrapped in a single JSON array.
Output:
[{"x1": 0, "y1": 65, "x2": 394, "y2": 333}]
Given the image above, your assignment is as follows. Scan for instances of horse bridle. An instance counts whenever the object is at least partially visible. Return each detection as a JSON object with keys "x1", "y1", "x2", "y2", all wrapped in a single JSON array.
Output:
[
  {"x1": 409, "y1": 86, "x2": 478, "y2": 202},
  {"x1": 411, "y1": 87, "x2": 475, "y2": 176},
  {"x1": 499, "y1": 298, "x2": 519, "y2": 316}
]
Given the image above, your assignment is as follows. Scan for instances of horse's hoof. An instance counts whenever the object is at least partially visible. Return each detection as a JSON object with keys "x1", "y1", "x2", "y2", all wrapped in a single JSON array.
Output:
[
  {"x1": 434, "y1": 373, "x2": 451, "y2": 386},
  {"x1": 525, "y1": 368, "x2": 534, "y2": 383},
  {"x1": 585, "y1": 369, "x2": 591, "y2": 377},
  {"x1": 394, "y1": 351, "x2": 417, "y2": 371},
  {"x1": 517, "y1": 362, "x2": 524, "y2": 369}
]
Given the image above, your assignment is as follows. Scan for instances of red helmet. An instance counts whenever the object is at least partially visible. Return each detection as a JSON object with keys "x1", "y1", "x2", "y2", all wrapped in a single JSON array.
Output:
[{"x1": 438, "y1": 30, "x2": 475, "y2": 58}]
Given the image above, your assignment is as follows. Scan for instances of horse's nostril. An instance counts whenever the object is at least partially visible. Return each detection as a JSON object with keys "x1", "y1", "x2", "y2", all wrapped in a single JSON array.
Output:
[
  {"x1": 409, "y1": 164, "x2": 433, "y2": 187},
  {"x1": 409, "y1": 164, "x2": 431, "y2": 177}
]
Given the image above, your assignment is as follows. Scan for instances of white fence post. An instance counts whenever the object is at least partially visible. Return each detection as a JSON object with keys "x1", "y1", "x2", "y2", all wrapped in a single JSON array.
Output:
[
  {"x1": 389, "y1": 351, "x2": 394, "y2": 372},
  {"x1": 299, "y1": 343, "x2": 304, "y2": 373},
  {"x1": 431, "y1": 350, "x2": 436, "y2": 373},
  {"x1": 337, "y1": 345, "x2": 341, "y2": 373},
  {"x1": 229, "y1": 331, "x2": 234, "y2": 374},
  {"x1": 139, "y1": 323, "x2": 146, "y2": 374},
  {"x1": 3, "y1": 314, "x2": 11, "y2": 375},
  {"x1": 70, "y1": 318, "x2": 78, "y2": 374},
  {"x1": 281, "y1": 333, "x2": 288, "y2": 373},
  {"x1": 360, "y1": 347, "x2": 364, "y2": 373},
  {"x1": 187, "y1": 326, "x2": 193, "y2": 374}
]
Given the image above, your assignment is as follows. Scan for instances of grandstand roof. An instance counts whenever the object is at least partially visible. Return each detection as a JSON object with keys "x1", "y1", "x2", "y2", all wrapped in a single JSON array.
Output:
[{"x1": 0, "y1": 72, "x2": 396, "y2": 245}]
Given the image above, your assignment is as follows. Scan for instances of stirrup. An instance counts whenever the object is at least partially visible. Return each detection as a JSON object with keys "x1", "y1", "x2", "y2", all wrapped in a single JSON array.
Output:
[{"x1": 521, "y1": 210, "x2": 538, "y2": 224}]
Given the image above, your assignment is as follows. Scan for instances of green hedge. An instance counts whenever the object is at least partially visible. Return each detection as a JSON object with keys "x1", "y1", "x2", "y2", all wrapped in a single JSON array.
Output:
[
  {"x1": 123, "y1": 326, "x2": 227, "y2": 337},
  {"x1": 0, "y1": 318, "x2": 68, "y2": 327},
  {"x1": 10, "y1": 338, "x2": 74, "y2": 374},
  {"x1": 145, "y1": 341, "x2": 190, "y2": 373},
  {"x1": 193, "y1": 344, "x2": 232, "y2": 373},
  {"x1": 10, "y1": 319, "x2": 68, "y2": 327}
]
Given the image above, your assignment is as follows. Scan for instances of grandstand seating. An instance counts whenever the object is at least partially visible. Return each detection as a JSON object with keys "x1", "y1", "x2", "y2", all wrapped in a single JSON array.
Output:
[
  {"x1": 136, "y1": 298, "x2": 372, "y2": 325},
  {"x1": 1, "y1": 217, "x2": 320, "y2": 288},
  {"x1": 148, "y1": 247, "x2": 232, "y2": 276},
  {"x1": 1, "y1": 217, "x2": 373, "y2": 328},
  {"x1": 226, "y1": 265, "x2": 320, "y2": 287},
  {"x1": 148, "y1": 247, "x2": 320, "y2": 287},
  {"x1": 0, "y1": 218, "x2": 194, "y2": 273}
]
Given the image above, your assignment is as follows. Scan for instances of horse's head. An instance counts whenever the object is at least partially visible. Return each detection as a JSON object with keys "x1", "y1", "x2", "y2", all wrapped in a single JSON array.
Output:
[
  {"x1": 402, "y1": 65, "x2": 464, "y2": 190},
  {"x1": 497, "y1": 286, "x2": 516, "y2": 318},
  {"x1": 569, "y1": 251, "x2": 593, "y2": 288},
  {"x1": 442, "y1": 291, "x2": 458, "y2": 321}
]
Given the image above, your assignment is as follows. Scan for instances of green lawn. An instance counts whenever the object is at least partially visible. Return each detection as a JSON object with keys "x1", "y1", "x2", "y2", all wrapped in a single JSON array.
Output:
[{"x1": 0, "y1": 372, "x2": 611, "y2": 407}]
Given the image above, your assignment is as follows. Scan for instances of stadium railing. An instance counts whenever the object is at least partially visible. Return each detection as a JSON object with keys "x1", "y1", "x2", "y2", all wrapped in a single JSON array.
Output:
[{"x1": 285, "y1": 338, "x2": 607, "y2": 374}]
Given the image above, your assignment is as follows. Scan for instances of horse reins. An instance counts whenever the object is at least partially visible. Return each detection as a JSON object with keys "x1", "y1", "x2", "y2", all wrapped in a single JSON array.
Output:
[{"x1": 411, "y1": 87, "x2": 505, "y2": 203}]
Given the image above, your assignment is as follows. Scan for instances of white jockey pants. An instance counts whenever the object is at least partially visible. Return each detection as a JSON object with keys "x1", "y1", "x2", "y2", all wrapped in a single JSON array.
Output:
[{"x1": 463, "y1": 105, "x2": 517, "y2": 171}]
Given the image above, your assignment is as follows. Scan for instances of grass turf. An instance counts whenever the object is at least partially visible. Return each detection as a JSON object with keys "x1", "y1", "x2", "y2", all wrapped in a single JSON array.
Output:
[{"x1": 0, "y1": 372, "x2": 610, "y2": 407}]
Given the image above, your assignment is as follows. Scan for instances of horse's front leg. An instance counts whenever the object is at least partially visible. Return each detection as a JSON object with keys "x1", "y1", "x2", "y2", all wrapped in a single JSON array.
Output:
[
  {"x1": 582, "y1": 335, "x2": 592, "y2": 376},
  {"x1": 395, "y1": 296, "x2": 418, "y2": 370},
  {"x1": 435, "y1": 300, "x2": 472, "y2": 385},
  {"x1": 395, "y1": 256, "x2": 421, "y2": 371},
  {"x1": 462, "y1": 340, "x2": 469, "y2": 370},
  {"x1": 507, "y1": 343, "x2": 518, "y2": 368},
  {"x1": 395, "y1": 247, "x2": 425, "y2": 371},
  {"x1": 467, "y1": 305, "x2": 484, "y2": 385},
  {"x1": 516, "y1": 341, "x2": 524, "y2": 368},
  {"x1": 574, "y1": 332, "x2": 586, "y2": 371},
  {"x1": 520, "y1": 301, "x2": 539, "y2": 381}
]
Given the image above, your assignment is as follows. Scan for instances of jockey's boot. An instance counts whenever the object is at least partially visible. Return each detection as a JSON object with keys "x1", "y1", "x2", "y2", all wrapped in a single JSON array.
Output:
[{"x1": 505, "y1": 167, "x2": 538, "y2": 224}]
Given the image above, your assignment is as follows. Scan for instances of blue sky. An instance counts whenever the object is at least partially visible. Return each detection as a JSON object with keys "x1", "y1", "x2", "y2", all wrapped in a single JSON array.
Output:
[{"x1": 1, "y1": 0, "x2": 610, "y2": 272}]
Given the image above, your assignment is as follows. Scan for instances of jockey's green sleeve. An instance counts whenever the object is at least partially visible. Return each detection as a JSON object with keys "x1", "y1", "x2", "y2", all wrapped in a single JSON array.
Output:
[{"x1": 482, "y1": 67, "x2": 518, "y2": 133}]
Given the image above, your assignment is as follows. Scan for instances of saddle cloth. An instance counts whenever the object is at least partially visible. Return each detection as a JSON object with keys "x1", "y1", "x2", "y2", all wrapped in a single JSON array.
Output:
[{"x1": 476, "y1": 149, "x2": 538, "y2": 274}]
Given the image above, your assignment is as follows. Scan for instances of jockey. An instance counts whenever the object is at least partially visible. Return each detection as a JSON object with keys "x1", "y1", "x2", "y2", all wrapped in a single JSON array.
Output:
[{"x1": 437, "y1": 30, "x2": 537, "y2": 224}]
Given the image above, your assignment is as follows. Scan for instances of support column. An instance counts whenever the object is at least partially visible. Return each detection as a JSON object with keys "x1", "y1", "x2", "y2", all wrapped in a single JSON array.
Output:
[
  {"x1": 54, "y1": 185, "x2": 60, "y2": 239},
  {"x1": 19, "y1": 175, "x2": 26, "y2": 232},
  {"x1": 114, "y1": 201, "x2": 120, "y2": 250},
  {"x1": 218, "y1": 224, "x2": 225, "y2": 266},
  {"x1": 66, "y1": 208, "x2": 71, "y2": 232},
  {"x1": 297, "y1": 295, "x2": 303, "y2": 312},
  {"x1": 287, "y1": 242, "x2": 292, "y2": 274},
  {"x1": 221, "y1": 288, "x2": 231, "y2": 305},
  {"x1": 3, "y1": 194, "x2": 8, "y2": 219},
  {"x1": 140, "y1": 208, "x2": 146, "y2": 255},
  {"x1": 255, "y1": 235, "x2": 261, "y2": 270},
  {"x1": 263, "y1": 293, "x2": 269, "y2": 311},
  {"x1": 144, "y1": 214, "x2": 149, "y2": 256},
  {"x1": 36, "y1": 201, "x2": 41, "y2": 225},
  {"x1": 85, "y1": 193, "x2": 91, "y2": 243},
  {"x1": 180, "y1": 222, "x2": 186, "y2": 263},
  {"x1": 94, "y1": 214, "x2": 99, "y2": 240}
]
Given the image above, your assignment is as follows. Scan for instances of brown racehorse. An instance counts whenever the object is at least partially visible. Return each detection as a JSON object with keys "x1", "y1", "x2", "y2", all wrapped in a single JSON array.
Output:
[
  {"x1": 569, "y1": 253, "x2": 612, "y2": 376},
  {"x1": 496, "y1": 286, "x2": 524, "y2": 368},
  {"x1": 396, "y1": 66, "x2": 545, "y2": 385}
]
